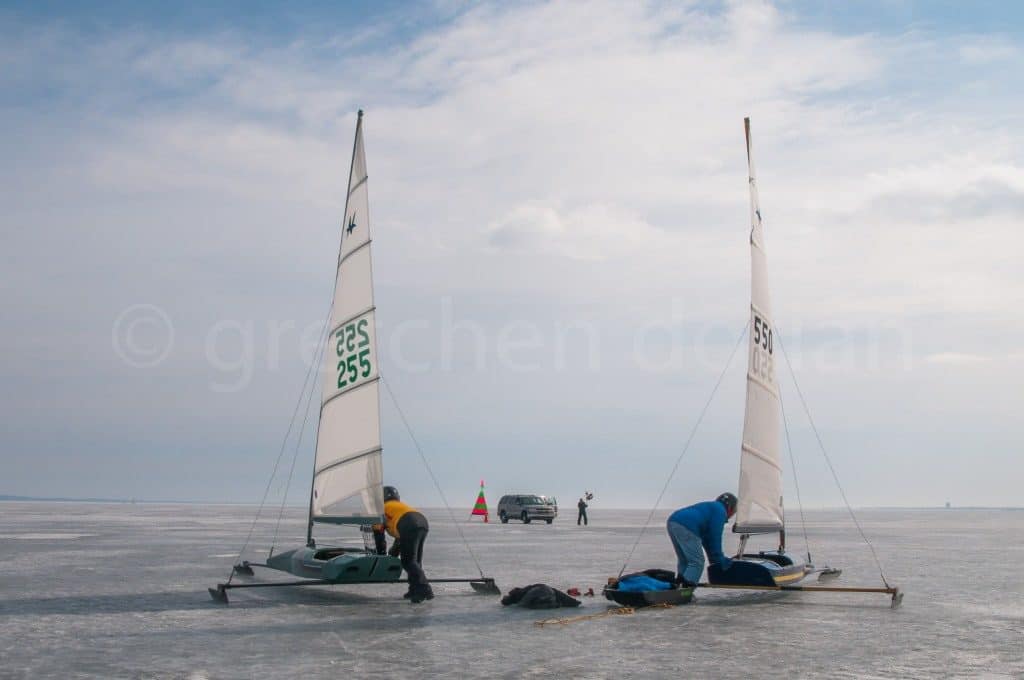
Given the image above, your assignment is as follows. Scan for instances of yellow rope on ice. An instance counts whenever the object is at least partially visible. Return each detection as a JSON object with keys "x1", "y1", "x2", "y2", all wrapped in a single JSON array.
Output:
[{"x1": 533, "y1": 603, "x2": 674, "y2": 627}]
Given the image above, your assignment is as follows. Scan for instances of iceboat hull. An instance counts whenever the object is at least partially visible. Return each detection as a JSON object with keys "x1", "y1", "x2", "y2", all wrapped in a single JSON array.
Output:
[
  {"x1": 604, "y1": 586, "x2": 694, "y2": 607},
  {"x1": 603, "y1": 568, "x2": 694, "y2": 607},
  {"x1": 265, "y1": 546, "x2": 403, "y2": 583},
  {"x1": 707, "y1": 551, "x2": 809, "y2": 587}
]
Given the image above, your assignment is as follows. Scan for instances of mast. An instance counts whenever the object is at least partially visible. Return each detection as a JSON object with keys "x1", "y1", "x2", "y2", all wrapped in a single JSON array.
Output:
[
  {"x1": 306, "y1": 109, "x2": 386, "y2": 544},
  {"x1": 734, "y1": 117, "x2": 785, "y2": 536}
]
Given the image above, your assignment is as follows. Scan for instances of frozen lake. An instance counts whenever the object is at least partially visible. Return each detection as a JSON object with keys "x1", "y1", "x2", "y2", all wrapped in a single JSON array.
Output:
[{"x1": 0, "y1": 502, "x2": 1021, "y2": 678}]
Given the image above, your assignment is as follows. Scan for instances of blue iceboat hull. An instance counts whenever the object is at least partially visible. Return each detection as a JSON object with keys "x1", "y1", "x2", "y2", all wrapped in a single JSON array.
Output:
[
  {"x1": 603, "y1": 568, "x2": 694, "y2": 607},
  {"x1": 707, "y1": 551, "x2": 809, "y2": 587},
  {"x1": 265, "y1": 546, "x2": 403, "y2": 583},
  {"x1": 604, "y1": 586, "x2": 694, "y2": 607}
]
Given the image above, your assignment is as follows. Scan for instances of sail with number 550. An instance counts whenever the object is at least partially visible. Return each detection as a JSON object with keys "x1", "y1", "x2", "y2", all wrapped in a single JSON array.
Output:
[{"x1": 734, "y1": 116, "x2": 784, "y2": 536}]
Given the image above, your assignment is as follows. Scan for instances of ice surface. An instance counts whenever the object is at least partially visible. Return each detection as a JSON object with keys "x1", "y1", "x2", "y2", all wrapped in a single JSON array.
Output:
[
  {"x1": 0, "y1": 502, "x2": 1021, "y2": 679},
  {"x1": 0, "y1": 533, "x2": 95, "y2": 540}
]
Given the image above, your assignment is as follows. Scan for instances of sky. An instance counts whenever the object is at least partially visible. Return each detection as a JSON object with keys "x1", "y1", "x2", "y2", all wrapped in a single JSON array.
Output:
[{"x1": 1, "y1": 1, "x2": 1022, "y2": 511}]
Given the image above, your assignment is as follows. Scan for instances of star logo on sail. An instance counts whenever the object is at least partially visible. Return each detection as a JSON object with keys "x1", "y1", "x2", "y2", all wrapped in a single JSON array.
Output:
[{"x1": 347, "y1": 213, "x2": 357, "y2": 235}]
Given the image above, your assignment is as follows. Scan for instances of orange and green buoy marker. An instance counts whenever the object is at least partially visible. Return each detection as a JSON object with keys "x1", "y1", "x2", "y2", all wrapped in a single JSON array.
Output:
[{"x1": 470, "y1": 480, "x2": 489, "y2": 522}]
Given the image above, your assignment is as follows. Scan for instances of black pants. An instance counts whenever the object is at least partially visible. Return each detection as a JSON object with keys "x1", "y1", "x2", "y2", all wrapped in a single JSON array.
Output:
[
  {"x1": 396, "y1": 512, "x2": 429, "y2": 589},
  {"x1": 577, "y1": 509, "x2": 588, "y2": 525}
]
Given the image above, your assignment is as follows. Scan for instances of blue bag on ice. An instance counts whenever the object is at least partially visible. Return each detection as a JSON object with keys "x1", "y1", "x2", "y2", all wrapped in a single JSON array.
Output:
[{"x1": 615, "y1": 574, "x2": 673, "y2": 592}]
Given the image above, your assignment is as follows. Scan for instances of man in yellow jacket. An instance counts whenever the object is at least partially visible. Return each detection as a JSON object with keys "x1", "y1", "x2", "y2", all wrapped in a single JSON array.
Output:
[{"x1": 380, "y1": 486, "x2": 433, "y2": 603}]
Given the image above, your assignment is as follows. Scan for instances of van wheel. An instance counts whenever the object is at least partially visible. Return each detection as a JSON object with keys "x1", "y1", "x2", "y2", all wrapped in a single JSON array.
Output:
[
  {"x1": 521, "y1": 511, "x2": 531, "y2": 524},
  {"x1": 545, "y1": 519, "x2": 553, "y2": 524},
  {"x1": 499, "y1": 511, "x2": 508, "y2": 524}
]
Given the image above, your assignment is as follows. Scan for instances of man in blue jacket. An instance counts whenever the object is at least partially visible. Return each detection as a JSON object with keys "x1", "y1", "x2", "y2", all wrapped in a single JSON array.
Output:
[{"x1": 666, "y1": 493, "x2": 737, "y2": 587}]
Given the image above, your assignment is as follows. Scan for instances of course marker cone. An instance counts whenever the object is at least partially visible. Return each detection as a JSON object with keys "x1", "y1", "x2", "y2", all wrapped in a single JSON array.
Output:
[{"x1": 470, "y1": 480, "x2": 489, "y2": 523}]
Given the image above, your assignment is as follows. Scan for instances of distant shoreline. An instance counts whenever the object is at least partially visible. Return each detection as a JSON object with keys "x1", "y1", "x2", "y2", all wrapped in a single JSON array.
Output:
[
  {"x1": 1, "y1": 495, "x2": 1020, "y2": 511},
  {"x1": 0, "y1": 495, "x2": 279, "y2": 506}
]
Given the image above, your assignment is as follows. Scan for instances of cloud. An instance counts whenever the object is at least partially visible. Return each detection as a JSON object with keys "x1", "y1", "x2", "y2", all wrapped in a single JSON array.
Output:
[
  {"x1": 486, "y1": 201, "x2": 673, "y2": 261},
  {"x1": 924, "y1": 352, "x2": 991, "y2": 365},
  {"x1": 2, "y1": 2, "x2": 1023, "y2": 506},
  {"x1": 959, "y1": 39, "x2": 1019, "y2": 65}
]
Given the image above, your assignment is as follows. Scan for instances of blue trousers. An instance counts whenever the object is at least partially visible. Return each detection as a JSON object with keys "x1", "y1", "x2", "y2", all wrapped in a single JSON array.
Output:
[{"x1": 666, "y1": 520, "x2": 705, "y2": 585}]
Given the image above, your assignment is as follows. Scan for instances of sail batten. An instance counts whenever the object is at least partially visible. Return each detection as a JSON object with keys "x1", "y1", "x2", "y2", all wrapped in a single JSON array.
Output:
[
  {"x1": 740, "y1": 443, "x2": 784, "y2": 472},
  {"x1": 311, "y1": 111, "x2": 385, "y2": 525},
  {"x1": 746, "y1": 370, "x2": 780, "y2": 399},
  {"x1": 313, "y1": 515, "x2": 383, "y2": 526},
  {"x1": 734, "y1": 117, "x2": 785, "y2": 535},
  {"x1": 320, "y1": 375, "x2": 380, "y2": 412},
  {"x1": 337, "y1": 239, "x2": 372, "y2": 270},
  {"x1": 314, "y1": 446, "x2": 383, "y2": 477},
  {"x1": 328, "y1": 305, "x2": 377, "y2": 338}
]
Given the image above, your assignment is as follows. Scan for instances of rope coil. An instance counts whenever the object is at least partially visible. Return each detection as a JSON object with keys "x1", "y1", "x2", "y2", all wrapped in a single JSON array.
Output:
[{"x1": 534, "y1": 602, "x2": 681, "y2": 627}]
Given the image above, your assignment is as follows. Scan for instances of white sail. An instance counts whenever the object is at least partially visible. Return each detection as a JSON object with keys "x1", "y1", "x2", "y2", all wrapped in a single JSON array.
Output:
[
  {"x1": 311, "y1": 111, "x2": 385, "y2": 525},
  {"x1": 734, "y1": 117, "x2": 784, "y2": 535}
]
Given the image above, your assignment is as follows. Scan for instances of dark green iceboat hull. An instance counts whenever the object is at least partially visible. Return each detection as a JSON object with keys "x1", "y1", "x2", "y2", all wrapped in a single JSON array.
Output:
[{"x1": 265, "y1": 546, "x2": 403, "y2": 582}]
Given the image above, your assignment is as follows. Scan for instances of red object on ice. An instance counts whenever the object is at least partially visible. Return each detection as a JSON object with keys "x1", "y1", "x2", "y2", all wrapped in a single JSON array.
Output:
[{"x1": 470, "y1": 480, "x2": 489, "y2": 522}]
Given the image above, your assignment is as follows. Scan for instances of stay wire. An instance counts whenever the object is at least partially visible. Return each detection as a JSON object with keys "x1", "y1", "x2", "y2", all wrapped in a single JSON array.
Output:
[
  {"x1": 381, "y1": 376, "x2": 486, "y2": 579},
  {"x1": 270, "y1": 317, "x2": 330, "y2": 556},
  {"x1": 775, "y1": 334, "x2": 892, "y2": 589},
  {"x1": 225, "y1": 301, "x2": 332, "y2": 585},
  {"x1": 617, "y1": 323, "x2": 748, "y2": 578},
  {"x1": 778, "y1": 383, "x2": 812, "y2": 564}
]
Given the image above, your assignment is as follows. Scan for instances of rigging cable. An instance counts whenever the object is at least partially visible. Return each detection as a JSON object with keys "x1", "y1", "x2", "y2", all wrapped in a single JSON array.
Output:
[
  {"x1": 778, "y1": 383, "x2": 812, "y2": 565},
  {"x1": 776, "y1": 334, "x2": 892, "y2": 589},
  {"x1": 381, "y1": 375, "x2": 487, "y2": 580},
  {"x1": 224, "y1": 301, "x2": 332, "y2": 586},
  {"x1": 616, "y1": 323, "x2": 748, "y2": 578},
  {"x1": 269, "y1": 317, "x2": 330, "y2": 556}
]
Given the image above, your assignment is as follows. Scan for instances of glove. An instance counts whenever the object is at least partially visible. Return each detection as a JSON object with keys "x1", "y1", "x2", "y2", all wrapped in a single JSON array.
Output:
[{"x1": 388, "y1": 540, "x2": 401, "y2": 558}]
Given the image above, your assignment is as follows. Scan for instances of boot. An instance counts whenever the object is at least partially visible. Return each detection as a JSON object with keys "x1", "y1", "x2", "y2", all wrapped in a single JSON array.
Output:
[{"x1": 410, "y1": 584, "x2": 434, "y2": 603}]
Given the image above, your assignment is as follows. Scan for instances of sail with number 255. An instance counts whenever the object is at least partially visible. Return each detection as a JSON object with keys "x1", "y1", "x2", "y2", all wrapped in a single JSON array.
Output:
[{"x1": 311, "y1": 110, "x2": 385, "y2": 526}]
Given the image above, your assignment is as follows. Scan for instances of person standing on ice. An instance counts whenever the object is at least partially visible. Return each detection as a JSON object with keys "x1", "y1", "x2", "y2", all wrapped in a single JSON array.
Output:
[
  {"x1": 577, "y1": 497, "x2": 589, "y2": 526},
  {"x1": 666, "y1": 493, "x2": 736, "y2": 587},
  {"x1": 377, "y1": 486, "x2": 434, "y2": 603}
]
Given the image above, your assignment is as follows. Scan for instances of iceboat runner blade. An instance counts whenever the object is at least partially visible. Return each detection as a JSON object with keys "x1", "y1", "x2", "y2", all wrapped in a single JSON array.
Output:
[
  {"x1": 468, "y1": 578, "x2": 501, "y2": 595},
  {"x1": 232, "y1": 561, "x2": 254, "y2": 576},
  {"x1": 208, "y1": 585, "x2": 229, "y2": 604},
  {"x1": 816, "y1": 567, "x2": 842, "y2": 581}
]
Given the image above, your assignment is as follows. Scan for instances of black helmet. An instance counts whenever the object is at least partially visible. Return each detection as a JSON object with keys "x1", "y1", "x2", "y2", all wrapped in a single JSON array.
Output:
[
  {"x1": 716, "y1": 492, "x2": 738, "y2": 516},
  {"x1": 383, "y1": 486, "x2": 400, "y2": 502}
]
